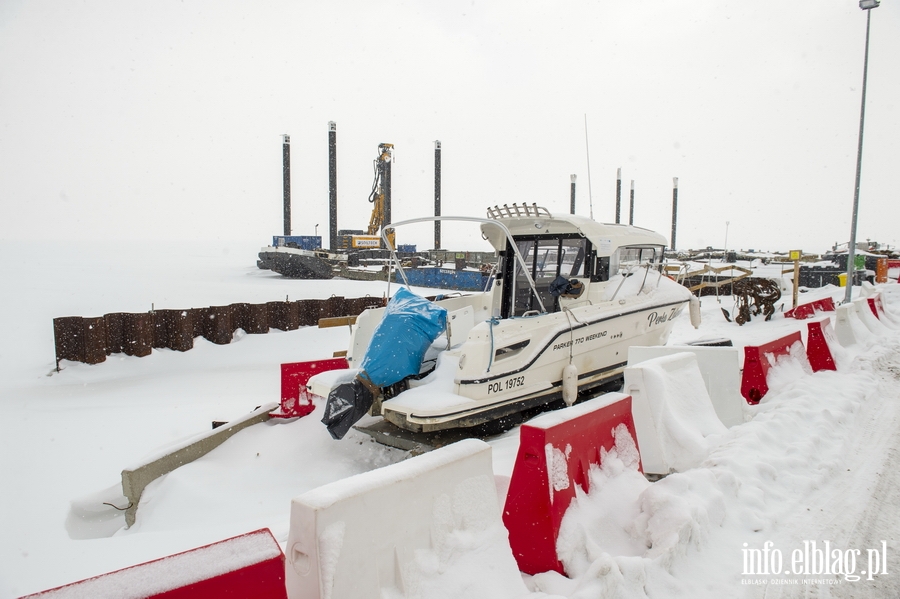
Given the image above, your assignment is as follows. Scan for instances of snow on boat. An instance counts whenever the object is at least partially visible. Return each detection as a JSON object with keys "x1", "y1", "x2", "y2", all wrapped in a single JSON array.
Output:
[{"x1": 311, "y1": 203, "x2": 692, "y2": 439}]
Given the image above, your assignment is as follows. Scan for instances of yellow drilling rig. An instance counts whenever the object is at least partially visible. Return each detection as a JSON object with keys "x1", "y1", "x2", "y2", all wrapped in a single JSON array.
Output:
[{"x1": 341, "y1": 143, "x2": 396, "y2": 250}]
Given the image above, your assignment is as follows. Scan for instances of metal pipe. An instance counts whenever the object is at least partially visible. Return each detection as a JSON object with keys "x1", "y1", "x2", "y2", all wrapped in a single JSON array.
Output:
[
  {"x1": 629, "y1": 180, "x2": 635, "y2": 225},
  {"x1": 282, "y1": 134, "x2": 291, "y2": 236},
  {"x1": 328, "y1": 122, "x2": 337, "y2": 251},
  {"x1": 615, "y1": 168, "x2": 622, "y2": 224},
  {"x1": 434, "y1": 140, "x2": 442, "y2": 249},
  {"x1": 584, "y1": 114, "x2": 594, "y2": 220},
  {"x1": 671, "y1": 177, "x2": 679, "y2": 251},
  {"x1": 570, "y1": 174, "x2": 576, "y2": 215},
  {"x1": 384, "y1": 145, "x2": 392, "y2": 229}
]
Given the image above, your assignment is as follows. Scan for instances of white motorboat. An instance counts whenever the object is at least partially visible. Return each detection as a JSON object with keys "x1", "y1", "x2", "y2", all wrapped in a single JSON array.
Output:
[{"x1": 311, "y1": 203, "x2": 691, "y2": 438}]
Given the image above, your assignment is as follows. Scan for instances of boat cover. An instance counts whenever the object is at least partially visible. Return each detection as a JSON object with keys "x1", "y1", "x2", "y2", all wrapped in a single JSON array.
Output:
[
  {"x1": 321, "y1": 287, "x2": 447, "y2": 439},
  {"x1": 359, "y1": 286, "x2": 448, "y2": 387}
]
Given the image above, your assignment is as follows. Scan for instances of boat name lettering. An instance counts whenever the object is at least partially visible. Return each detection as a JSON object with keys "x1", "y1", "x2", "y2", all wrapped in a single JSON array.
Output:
[
  {"x1": 553, "y1": 330, "x2": 608, "y2": 351},
  {"x1": 648, "y1": 307, "x2": 679, "y2": 327},
  {"x1": 487, "y1": 375, "x2": 525, "y2": 394},
  {"x1": 583, "y1": 331, "x2": 608, "y2": 343}
]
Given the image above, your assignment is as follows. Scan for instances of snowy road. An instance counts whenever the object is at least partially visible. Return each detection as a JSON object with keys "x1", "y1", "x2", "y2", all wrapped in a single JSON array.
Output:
[{"x1": 769, "y1": 340, "x2": 900, "y2": 599}]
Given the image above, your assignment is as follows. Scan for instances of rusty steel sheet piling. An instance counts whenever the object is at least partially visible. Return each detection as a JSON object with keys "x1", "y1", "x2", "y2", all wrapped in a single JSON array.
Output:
[
  {"x1": 247, "y1": 303, "x2": 269, "y2": 333},
  {"x1": 202, "y1": 305, "x2": 234, "y2": 345},
  {"x1": 267, "y1": 301, "x2": 300, "y2": 331},
  {"x1": 122, "y1": 313, "x2": 153, "y2": 357},
  {"x1": 231, "y1": 303, "x2": 251, "y2": 333},
  {"x1": 163, "y1": 309, "x2": 194, "y2": 352},
  {"x1": 54, "y1": 295, "x2": 390, "y2": 366},
  {"x1": 53, "y1": 317, "x2": 85, "y2": 367},
  {"x1": 104, "y1": 313, "x2": 127, "y2": 354},
  {"x1": 82, "y1": 316, "x2": 108, "y2": 364},
  {"x1": 297, "y1": 299, "x2": 322, "y2": 327},
  {"x1": 152, "y1": 311, "x2": 169, "y2": 349},
  {"x1": 322, "y1": 296, "x2": 346, "y2": 320}
]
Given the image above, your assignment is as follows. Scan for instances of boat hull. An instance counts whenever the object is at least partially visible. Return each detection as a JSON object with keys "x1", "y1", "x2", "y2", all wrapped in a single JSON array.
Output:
[{"x1": 382, "y1": 296, "x2": 688, "y2": 432}]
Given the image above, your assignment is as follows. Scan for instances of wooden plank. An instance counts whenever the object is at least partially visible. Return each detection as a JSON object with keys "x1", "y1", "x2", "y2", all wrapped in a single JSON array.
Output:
[{"x1": 318, "y1": 316, "x2": 357, "y2": 328}]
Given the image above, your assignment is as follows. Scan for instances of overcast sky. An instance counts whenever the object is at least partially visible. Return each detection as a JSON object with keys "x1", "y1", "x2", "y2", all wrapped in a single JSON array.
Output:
[{"x1": 1, "y1": 0, "x2": 897, "y2": 254}]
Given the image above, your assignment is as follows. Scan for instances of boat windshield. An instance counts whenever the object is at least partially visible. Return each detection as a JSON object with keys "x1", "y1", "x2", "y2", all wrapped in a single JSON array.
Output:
[{"x1": 505, "y1": 234, "x2": 590, "y2": 317}]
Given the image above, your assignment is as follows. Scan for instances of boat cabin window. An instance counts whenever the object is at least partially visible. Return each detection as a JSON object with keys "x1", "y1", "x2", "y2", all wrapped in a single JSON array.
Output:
[
  {"x1": 610, "y1": 245, "x2": 662, "y2": 277},
  {"x1": 501, "y1": 234, "x2": 589, "y2": 317}
]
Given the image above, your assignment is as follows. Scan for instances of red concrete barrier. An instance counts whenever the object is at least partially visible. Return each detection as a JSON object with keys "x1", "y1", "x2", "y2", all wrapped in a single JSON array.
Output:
[
  {"x1": 740, "y1": 331, "x2": 805, "y2": 404},
  {"x1": 867, "y1": 295, "x2": 882, "y2": 319},
  {"x1": 784, "y1": 297, "x2": 836, "y2": 320},
  {"x1": 271, "y1": 358, "x2": 349, "y2": 419},
  {"x1": 868, "y1": 293, "x2": 900, "y2": 329},
  {"x1": 20, "y1": 528, "x2": 286, "y2": 599},
  {"x1": 806, "y1": 318, "x2": 837, "y2": 373},
  {"x1": 502, "y1": 393, "x2": 640, "y2": 576}
]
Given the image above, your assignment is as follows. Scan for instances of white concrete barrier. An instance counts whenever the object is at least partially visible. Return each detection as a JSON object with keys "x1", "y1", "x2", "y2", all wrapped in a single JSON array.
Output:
[
  {"x1": 871, "y1": 295, "x2": 900, "y2": 331},
  {"x1": 834, "y1": 303, "x2": 870, "y2": 348},
  {"x1": 624, "y1": 353, "x2": 728, "y2": 476},
  {"x1": 860, "y1": 281, "x2": 877, "y2": 297},
  {"x1": 879, "y1": 286, "x2": 900, "y2": 324},
  {"x1": 628, "y1": 346, "x2": 744, "y2": 427},
  {"x1": 285, "y1": 438, "x2": 525, "y2": 599},
  {"x1": 853, "y1": 297, "x2": 888, "y2": 336},
  {"x1": 873, "y1": 290, "x2": 900, "y2": 330}
]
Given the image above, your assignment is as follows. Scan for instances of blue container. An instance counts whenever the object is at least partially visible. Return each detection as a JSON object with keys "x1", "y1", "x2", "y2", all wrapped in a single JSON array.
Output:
[
  {"x1": 398, "y1": 244, "x2": 417, "y2": 253},
  {"x1": 272, "y1": 235, "x2": 321, "y2": 251},
  {"x1": 397, "y1": 267, "x2": 490, "y2": 292}
]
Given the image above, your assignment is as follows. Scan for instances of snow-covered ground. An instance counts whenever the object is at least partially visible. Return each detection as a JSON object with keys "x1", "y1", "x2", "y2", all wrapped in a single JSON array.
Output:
[{"x1": 1, "y1": 240, "x2": 898, "y2": 598}]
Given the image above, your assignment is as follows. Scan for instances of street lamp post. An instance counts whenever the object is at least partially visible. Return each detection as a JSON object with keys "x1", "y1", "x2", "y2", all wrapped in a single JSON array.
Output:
[
  {"x1": 723, "y1": 221, "x2": 730, "y2": 263},
  {"x1": 845, "y1": 0, "x2": 879, "y2": 304}
]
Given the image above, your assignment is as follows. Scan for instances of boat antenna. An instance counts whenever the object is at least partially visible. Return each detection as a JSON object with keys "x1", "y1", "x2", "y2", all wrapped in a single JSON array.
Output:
[{"x1": 584, "y1": 114, "x2": 594, "y2": 220}]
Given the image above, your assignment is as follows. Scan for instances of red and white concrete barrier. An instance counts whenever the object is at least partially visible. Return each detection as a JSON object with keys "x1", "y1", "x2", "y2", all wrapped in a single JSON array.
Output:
[
  {"x1": 20, "y1": 529, "x2": 286, "y2": 598},
  {"x1": 784, "y1": 297, "x2": 836, "y2": 320},
  {"x1": 502, "y1": 393, "x2": 640, "y2": 576},
  {"x1": 853, "y1": 297, "x2": 888, "y2": 336},
  {"x1": 806, "y1": 317, "x2": 838, "y2": 373},
  {"x1": 740, "y1": 332, "x2": 807, "y2": 404}
]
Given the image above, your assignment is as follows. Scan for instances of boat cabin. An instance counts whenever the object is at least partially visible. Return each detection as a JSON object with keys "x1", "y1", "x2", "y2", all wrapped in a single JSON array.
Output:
[{"x1": 484, "y1": 204, "x2": 667, "y2": 319}]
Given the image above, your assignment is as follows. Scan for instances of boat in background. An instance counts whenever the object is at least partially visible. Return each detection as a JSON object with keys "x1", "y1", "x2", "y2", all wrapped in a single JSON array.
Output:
[{"x1": 257, "y1": 236, "x2": 339, "y2": 279}]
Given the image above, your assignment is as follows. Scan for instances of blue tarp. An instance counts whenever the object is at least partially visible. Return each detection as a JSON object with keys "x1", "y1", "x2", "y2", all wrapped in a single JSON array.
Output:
[{"x1": 359, "y1": 287, "x2": 447, "y2": 388}]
